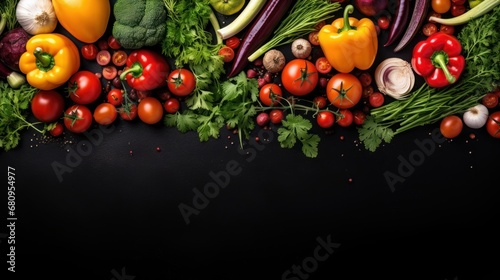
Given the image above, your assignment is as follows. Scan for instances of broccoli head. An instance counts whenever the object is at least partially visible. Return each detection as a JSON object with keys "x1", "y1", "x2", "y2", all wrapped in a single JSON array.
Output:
[{"x1": 112, "y1": 0, "x2": 167, "y2": 49}]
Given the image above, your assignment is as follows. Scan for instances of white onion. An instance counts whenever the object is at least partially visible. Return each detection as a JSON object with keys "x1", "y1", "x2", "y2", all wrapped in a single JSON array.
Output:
[
  {"x1": 16, "y1": 0, "x2": 58, "y2": 35},
  {"x1": 463, "y1": 103, "x2": 489, "y2": 129},
  {"x1": 374, "y1": 57, "x2": 415, "y2": 100}
]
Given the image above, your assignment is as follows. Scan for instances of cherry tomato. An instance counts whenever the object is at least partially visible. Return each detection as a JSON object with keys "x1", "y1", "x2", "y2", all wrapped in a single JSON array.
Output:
[
  {"x1": 353, "y1": 109, "x2": 366, "y2": 126},
  {"x1": 107, "y1": 89, "x2": 124, "y2": 106},
  {"x1": 326, "y1": 73, "x2": 363, "y2": 109},
  {"x1": 316, "y1": 111, "x2": 335, "y2": 128},
  {"x1": 422, "y1": 22, "x2": 438, "y2": 36},
  {"x1": 377, "y1": 15, "x2": 390, "y2": 30},
  {"x1": 269, "y1": 109, "x2": 284, "y2": 124},
  {"x1": 67, "y1": 70, "x2": 102, "y2": 105},
  {"x1": 259, "y1": 83, "x2": 283, "y2": 106},
  {"x1": 281, "y1": 59, "x2": 318, "y2": 96},
  {"x1": 93, "y1": 103, "x2": 117, "y2": 125},
  {"x1": 451, "y1": 0, "x2": 465, "y2": 4},
  {"x1": 81, "y1": 43, "x2": 98, "y2": 60},
  {"x1": 315, "y1": 57, "x2": 332, "y2": 74},
  {"x1": 440, "y1": 115, "x2": 463, "y2": 138},
  {"x1": 163, "y1": 97, "x2": 180, "y2": 114},
  {"x1": 49, "y1": 122, "x2": 64, "y2": 137},
  {"x1": 486, "y1": 111, "x2": 500, "y2": 138},
  {"x1": 225, "y1": 36, "x2": 240, "y2": 49},
  {"x1": 439, "y1": 24, "x2": 455, "y2": 35},
  {"x1": 432, "y1": 0, "x2": 451, "y2": 14},
  {"x1": 314, "y1": 20, "x2": 326, "y2": 31},
  {"x1": 167, "y1": 68, "x2": 196, "y2": 97},
  {"x1": 308, "y1": 31, "x2": 320, "y2": 46},
  {"x1": 96, "y1": 50, "x2": 111, "y2": 66},
  {"x1": 64, "y1": 105, "x2": 93, "y2": 134},
  {"x1": 358, "y1": 72, "x2": 372, "y2": 87},
  {"x1": 482, "y1": 93, "x2": 499, "y2": 109},
  {"x1": 97, "y1": 39, "x2": 109, "y2": 50},
  {"x1": 218, "y1": 46, "x2": 235, "y2": 63},
  {"x1": 119, "y1": 103, "x2": 138, "y2": 121},
  {"x1": 31, "y1": 90, "x2": 65, "y2": 123},
  {"x1": 368, "y1": 92, "x2": 385, "y2": 108},
  {"x1": 451, "y1": 4, "x2": 467, "y2": 16},
  {"x1": 112, "y1": 50, "x2": 128, "y2": 67},
  {"x1": 138, "y1": 97, "x2": 164, "y2": 124},
  {"x1": 102, "y1": 65, "x2": 118, "y2": 80},
  {"x1": 337, "y1": 109, "x2": 353, "y2": 127},
  {"x1": 313, "y1": 96, "x2": 328, "y2": 109},
  {"x1": 107, "y1": 35, "x2": 122, "y2": 50}
]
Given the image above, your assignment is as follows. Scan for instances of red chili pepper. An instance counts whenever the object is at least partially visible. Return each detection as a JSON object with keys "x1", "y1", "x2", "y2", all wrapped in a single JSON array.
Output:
[
  {"x1": 411, "y1": 33, "x2": 465, "y2": 88},
  {"x1": 120, "y1": 49, "x2": 170, "y2": 91}
]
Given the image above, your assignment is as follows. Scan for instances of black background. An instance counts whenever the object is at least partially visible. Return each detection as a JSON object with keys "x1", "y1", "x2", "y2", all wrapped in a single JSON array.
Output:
[{"x1": 2, "y1": 1, "x2": 500, "y2": 279}]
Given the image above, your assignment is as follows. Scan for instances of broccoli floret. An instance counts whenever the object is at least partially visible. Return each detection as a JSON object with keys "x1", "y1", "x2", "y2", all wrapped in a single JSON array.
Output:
[{"x1": 112, "y1": 0, "x2": 167, "y2": 49}]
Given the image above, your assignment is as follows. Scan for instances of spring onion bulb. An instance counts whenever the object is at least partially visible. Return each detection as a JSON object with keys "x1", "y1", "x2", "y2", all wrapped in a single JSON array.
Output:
[
  {"x1": 374, "y1": 58, "x2": 415, "y2": 100},
  {"x1": 217, "y1": 0, "x2": 267, "y2": 40},
  {"x1": 16, "y1": 0, "x2": 58, "y2": 35},
  {"x1": 429, "y1": 0, "x2": 500, "y2": 26}
]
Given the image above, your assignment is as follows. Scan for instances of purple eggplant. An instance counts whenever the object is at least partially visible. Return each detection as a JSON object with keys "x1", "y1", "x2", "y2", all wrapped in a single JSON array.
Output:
[
  {"x1": 384, "y1": 0, "x2": 411, "y2": 47},
  {"x1": 227, "y1": 0, "x2": 291, "y2": 78},
  {"x1": 393, "y1": 0, "x2": 430, "y2": 52}
]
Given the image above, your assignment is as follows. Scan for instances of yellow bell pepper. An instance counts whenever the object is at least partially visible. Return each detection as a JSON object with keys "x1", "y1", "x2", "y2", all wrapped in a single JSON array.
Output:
[
  {"x1": 52, "y1": 0, "x2": 110, "y2": 44},
  {"x1": 19, "y1": 33, "x2": 81, "y2": 91},
  {"x1": 318, "y1": 4, "x2": 378, "y2": 73}
]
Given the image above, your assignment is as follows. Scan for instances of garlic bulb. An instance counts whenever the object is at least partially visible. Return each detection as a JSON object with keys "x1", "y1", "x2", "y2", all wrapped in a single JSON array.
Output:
[
  {"x1": 374, "y1": 58, "x2": 415, "y2": 100},
  {"x1": 16, "y1": 0, "x2": 58, "y2": 35}
]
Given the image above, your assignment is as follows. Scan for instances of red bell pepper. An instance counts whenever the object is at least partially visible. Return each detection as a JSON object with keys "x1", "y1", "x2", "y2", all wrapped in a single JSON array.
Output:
[
  {"x1": 411, "y1": 33, "x2": 465, "y2": 88},
  {"x1": 120, "y1": 49, "x2": 170, "y2": 91}
]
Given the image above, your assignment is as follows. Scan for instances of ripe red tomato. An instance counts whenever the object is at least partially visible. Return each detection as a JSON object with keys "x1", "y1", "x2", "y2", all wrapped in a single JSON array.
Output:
[
  {"x1": 49, "y1": 122, "x2": 64, "y2": 137},
  {"x1": 358, "y1": 72, "x2": 372, "y2": 87},
  {"x1": 368, "y1": 92, "x2": 385, "y2": 108},
  {"x1": 96, "y1": 50, "x2": 111, "y2": 66},
  {"x1": 486, "y1": 111, "x2": 500, "y2": 138},
  {"x1": 451, "y1": 0, "x2": 465, "y2": 4},
  {"x1": 281, "y1": 59, "x2": 318, "y2": 96},
  {"x1": 269, "y1": 109, "x2": 284, "y2": 124},
  {"x1": 102, "y1": 65, "x2": 117, "y2": 80},
  {"x1": 31, "y1": 90, "x2": 65, "y2": 123},
  {"x1": 353, "y1": 109, "x2": 366, "y2": 125},
  {"x1": 163, "y1": 97, "x2": 180, "y2": 114},
  {"x1": 64, "y1": 105, "x2": 93, "y2": 133},
  {"x1": 440, "y1": 115, "x2": 463, "y2": 138},
  {"x1": 313, "y1": 96, "x2": 328, "y2": 109},
  {"x1": 326, "y1": 73, "x2": 363, "y2": 109},
  {"x1": 93, "y1": 103, "x2": 117, "y2": 125},
  {"x1": 377, "y1": 15, "x2": 390, "y2": 30},
  {"x1": 422, "y1": 22, "x2": 438, "y2": 36},
  {"x1": 138, "y1": 97, "x2": 164, "y2": 124},
  {"x1": 316, "y1": 111, "x2": 335, "y2": 128},
  {"x1": 315, "y1": 57, "x2": 332, "y2": 74},
  {"x1": 337, "y1": 109, "x2": 353, "y2": 127},
  {"x1": 218, "y1": 46, "x2": 235, "y2": 63},
  {"x1": 225, "y1": 36, "x2": 240, "y2": 49},
  {"x1": 107, "y1": 89, "x2": 124, "y2": 106},
  {"x1": 107, "y1": 35, "x2": 122, "y2": 50},
  {"x1": 167, "y1": 68, "x2": 196, "y2": 97},
  {"x1": 439, "y1": 24, "x2": 455, "y2": 35},
  {"x1": 81, "y1": 43, "x2": 98, "y2": 60},
  {"x1": 308, "y1": 31, "x2": 320, "y2": 46},
  {"x1": 67, "y1": 70, "x2": 102, "y2": 105},
  {"x1": 112, "y1": 50, "x2": 128, "y2": 66},
  {"x1": 450, "y1": 4, "x2": 466, "y2": 17},
  {"x1": 259, "y1": 83, "x2": 283, "y2": 106},
  {"x1": 482, "y1": 93, "x2": 499, "y2": 109},
  {"x1": 119, "y1": 103, "x2": 138, "y2": 121}
]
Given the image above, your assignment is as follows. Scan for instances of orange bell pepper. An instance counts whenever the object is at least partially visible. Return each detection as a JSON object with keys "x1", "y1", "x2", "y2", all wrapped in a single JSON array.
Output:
[
  {"x1": 52, "y1": 0, "x2": 110, "y2": 43},
  {"x1": 19, "y1": 33, "x2": 80, "y2": 90},
  {"x1": 318, "y1": 4, "x2": 378, "y2": 73}
]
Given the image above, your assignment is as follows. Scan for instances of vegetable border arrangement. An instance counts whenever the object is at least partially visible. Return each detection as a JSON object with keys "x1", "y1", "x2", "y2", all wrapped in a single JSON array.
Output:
[{"x1": 1, "y1": 0, "x2": 499, "y2": 157}]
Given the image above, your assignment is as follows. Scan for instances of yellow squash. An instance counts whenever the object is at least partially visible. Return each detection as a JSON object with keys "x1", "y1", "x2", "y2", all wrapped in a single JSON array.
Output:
[
  {"x1": 318, "y1": 4, "x2": 378, "y2": 73},
  {"x1": 52, "y1": 0, "x2": 110, "y2": 43},
  {"x1": 19, "y1": 33, "x2": 81, "y2": 90}
]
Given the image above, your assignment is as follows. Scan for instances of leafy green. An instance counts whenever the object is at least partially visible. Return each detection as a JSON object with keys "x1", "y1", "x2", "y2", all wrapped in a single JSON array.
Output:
[
  {"x1": 278, "y1": 114, "x2": 320, "y2": 158},
  {"x1": 0, "y1": 0, "x2": 19, "y2": 31},
  {"x1": 358, "y1": 5, "x2": 500, "y2": 152},
  {"x1": 0, "y1": 81, "x2": 44, "y2": 152}
]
